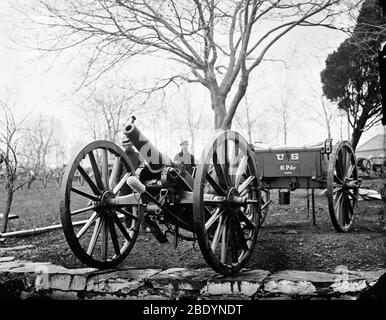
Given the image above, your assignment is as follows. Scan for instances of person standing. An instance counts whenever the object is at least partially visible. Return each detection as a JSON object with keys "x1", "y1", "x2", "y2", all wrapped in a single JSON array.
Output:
[{"x1": 173, "y1": 140, "x2": 195, "y2": 175}]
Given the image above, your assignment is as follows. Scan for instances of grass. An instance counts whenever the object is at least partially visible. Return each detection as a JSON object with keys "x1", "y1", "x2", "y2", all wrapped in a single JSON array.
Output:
[{"x1": 0, "y1": 179, "x2": 385, "y2": 273}]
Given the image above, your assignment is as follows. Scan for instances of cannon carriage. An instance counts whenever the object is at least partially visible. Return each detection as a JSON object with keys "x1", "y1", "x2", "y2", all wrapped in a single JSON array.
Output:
[
  {"x1": 60, "y1": 117, "x2": 261, "y2": 274},
  {"x1": 60, "y1": 117, "x2": 360, "y2": 275}
]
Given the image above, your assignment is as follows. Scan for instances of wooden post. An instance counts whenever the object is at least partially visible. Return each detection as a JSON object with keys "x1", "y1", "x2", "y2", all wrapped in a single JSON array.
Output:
[
  {"x1": 312, "y1": 189, "x2": 316, "y2": 226},
  {"x1": 383, "y1": 125, "x2": 386, "y2": 157},
  {"x1": 0, "y1": 220, "x2": 87, "y2": 238}
]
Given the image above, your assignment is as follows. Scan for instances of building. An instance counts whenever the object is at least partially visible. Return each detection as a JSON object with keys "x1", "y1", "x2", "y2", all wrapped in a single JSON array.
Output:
[{"x1": 355, "y1": 128, "x2": 386, "y2": 159}]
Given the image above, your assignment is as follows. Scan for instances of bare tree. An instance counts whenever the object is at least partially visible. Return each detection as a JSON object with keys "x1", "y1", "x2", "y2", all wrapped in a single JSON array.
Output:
[
  {"x1": 0, "y1": 101, "x2": 29, "y2": 233},
  {"x1": 178, "y1": 87, "x2": 204, "y2": 154},
  {"x1": 304, "y1": 87, "x2": 339, "y2": 139},
  {"x1": 271, "y1": 94, "x2": 304, "y2": 145},
  {"x1": 52, "y1": 126, "x2": 66, "y2": 169},
  {"x1": 314, "y1": 95, "x2": 338, "y2": 139},
  {"x1": 24, "y1": 0, "x2": 356, "y2": 130},
  {"x1": 21, "y1": 115, "x2": 58, "y2": 187},
  {"x1": 80, "y1": 91, "x2": 141, "y2": 144},
  {"x1": 271, "y1": 99, "x2": 290, "y2": 145}
]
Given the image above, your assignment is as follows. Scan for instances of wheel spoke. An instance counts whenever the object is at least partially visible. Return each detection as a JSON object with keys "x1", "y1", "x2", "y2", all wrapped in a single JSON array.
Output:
[
  {"x1": 337, "y1": 148, "x2": 348, "y2": 179},
  {"x1": 220, "y1": 218, "x2": 228, "y2": 264},
  {"x1": 228, "y1": 217, "x2": 238, "y2": 263},
  {"x1": 107, "y1": 216, "x2": 121, "y2": 257},
  {"x1": 347, "y1": 189, "x2": 358, "y2": 201},
  {"x1": 71, "y1": 204, "x2": 98, "y2": 216},
  {"x1": 341, "y1": 192, "x2": 350, "y2": 225},
  {"x1": 71, "y1": 187, "x2": 99, "y2": 201},
  {"x1": 341, "y1": 148, "x2": 348, "y2": 175},
  {"x1": 237, "y1": 209, "x2": 255, "y2": 229},
  {"x1": 210, "y1": 215, "x2": 226, "y2": 252},
  {"x1": 77, "y1": 165, "x2": 100, "y2": 195},
  {"x1": 335, "y1": 157, "x2": 344, "y2": 180},
  {"x1": 76, "y1": 211, "x2": 99, "y2": 239},
  {"x1": 334, "y1": 190, "x2": 343, "y2": 214},
  {"x1": 205, "y1": 208, "x2": 224, "y2": 230},
  {"x1": 334, "y1": 174, "x2": 344, "y2": 185},
  {"x1": 112, "y1": 214, "x2": 132, "y2": 242},
  {"x1": 87, "y1": 217, "x2": 102, "y2": 255},
  {"x1": 333, "y1": 186, "x2": 343, "y2": 194},
  {"x1": 113, "y1": 173, "x2": 130, "y2": 195},
  {"x1": 234, "y1": 214, "x2": 248, "y2": 251},
  {"x1": 344, "y1": 192, "x2": 354, "y2": 220},
  {"x1": 238, "y1": 176, "x2": 255, "y2": 195},
  {"x1": 206, "y1": 173, "x2": 227, "y2": 196},
  {"x1": 230, "y1": 137, "x2": 240, "y2": 173},
  {"x1": 101, "y1": 219, "x2": 108, "y2": 261},
  {"x1": 346, "y1": 163, "x2": 355, "y2": 178},
  {"x1": 344, "y1": 148, "x2": 349, "y2": 171},
  {"x1": 234, "y1": 155, "x2": 248, "y2": 188},
  {"x1": 101, "y1": 149, "x2": 109, "y2": 189},
  {"x1": 213, "y1": 151, "x2": 228, "y2": 190},
  {"x1": 88, "y1": 151, "x2": 104, "y2": 191},
  {"x1": 117, "y1": 208, "x2": 138, "y2": 220},
  {"x1": 222, "y1": 139, "x2": 231, "y2": 186},
  {"x1": 108, "y1": 157, "x2": 121, "y2": 190},
  {"x1": 346, "y1": 151, "x2": 353, "y2": 175},
  {"x1": 335, "y1": 191, "x2": 344, "y2": 224}
]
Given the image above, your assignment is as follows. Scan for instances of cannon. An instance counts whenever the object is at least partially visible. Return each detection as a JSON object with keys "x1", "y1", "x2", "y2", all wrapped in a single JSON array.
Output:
[{"x1": 60, "y1": 117, "x2": 261, "y2": 274}]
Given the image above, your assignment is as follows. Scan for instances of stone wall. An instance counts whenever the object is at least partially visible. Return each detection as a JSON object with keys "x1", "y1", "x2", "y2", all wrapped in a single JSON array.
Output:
[{"x1": 0, "y1": 257, "x2": 384, "y2": 300}]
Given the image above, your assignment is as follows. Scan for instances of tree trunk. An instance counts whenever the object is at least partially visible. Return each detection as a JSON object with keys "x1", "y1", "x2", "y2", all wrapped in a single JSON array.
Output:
[
  {"x1": 211, "y1": 95, "x2": 227, "y2": 130},
  {"x1": 350, "y1": 111, "x2": 369, "y2": 150},
  {"x1": 351, "y1": 127, "x2": 363, "y2": 150},
  {"x1": 209, "y1": 77, "x2": 249, "y2": 131},
  {"x1": 1, "y1": 184, "x2": 13, "y2": 234}
]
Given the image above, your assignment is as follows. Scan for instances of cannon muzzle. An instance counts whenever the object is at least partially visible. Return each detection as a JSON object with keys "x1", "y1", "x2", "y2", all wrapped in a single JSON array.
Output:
[{"x1": 124, "y1": 122, "x2": 172, "y2": 173}]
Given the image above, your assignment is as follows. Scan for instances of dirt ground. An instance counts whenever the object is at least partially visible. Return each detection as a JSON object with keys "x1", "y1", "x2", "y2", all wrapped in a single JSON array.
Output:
[{"x1": 0, "y1": 179, "x2": 385, "y2": 273}]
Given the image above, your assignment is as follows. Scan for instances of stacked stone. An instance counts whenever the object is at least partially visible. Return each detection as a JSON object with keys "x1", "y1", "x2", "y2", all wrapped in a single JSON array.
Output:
[{"x1": 0, "y1": 257, "x2": 384, "y2": 300}]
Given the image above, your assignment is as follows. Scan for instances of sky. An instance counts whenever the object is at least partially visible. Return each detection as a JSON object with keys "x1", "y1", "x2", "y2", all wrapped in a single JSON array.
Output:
[{"x1": 0, "y1": 1, "x2": 384, "y2": 166}]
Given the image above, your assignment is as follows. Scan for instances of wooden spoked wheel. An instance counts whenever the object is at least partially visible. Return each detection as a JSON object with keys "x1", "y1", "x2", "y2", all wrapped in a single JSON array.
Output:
[
  {"x1": 60, "y1": 140, "x2": 140, "y2": 269},
  {"x1": 327, "y1": 141, "x2": 359, "y2": 232},
  {"x1": 357, "y1": 157, "x2": 371, "y2": 175},
  {"x1": 381, "y1": 184, "x2": 386, "y2": 201},
  {"x1": 260, "y1": 189, "x2": 270, "y2": 226},
  {"x1": 193, "y1": 130, "x2": 261, "y2": 275}
]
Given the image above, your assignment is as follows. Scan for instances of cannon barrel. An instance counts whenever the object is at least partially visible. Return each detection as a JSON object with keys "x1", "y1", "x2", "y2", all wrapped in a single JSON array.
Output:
[{"x1": 124, "y1": 123, "x2": 172, "y2": 173}]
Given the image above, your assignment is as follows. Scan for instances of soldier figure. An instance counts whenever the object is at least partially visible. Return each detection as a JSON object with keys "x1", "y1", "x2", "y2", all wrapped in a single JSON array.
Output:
[{"x1": 173, "y1": 140, "x2": 195, "y2": 175}]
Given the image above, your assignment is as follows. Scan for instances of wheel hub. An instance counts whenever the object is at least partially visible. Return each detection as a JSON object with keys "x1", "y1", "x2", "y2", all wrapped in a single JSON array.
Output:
[
  {"x1": 100, "y1": 190, "x2": 116, "y2": 215},
  {"x1": 226, "y1": 187, "x2": 240, "y2": 210}
]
